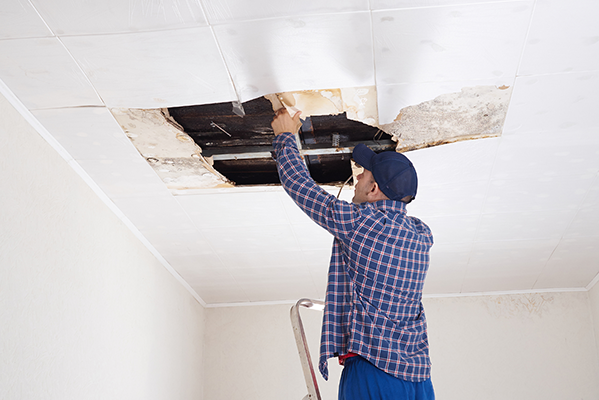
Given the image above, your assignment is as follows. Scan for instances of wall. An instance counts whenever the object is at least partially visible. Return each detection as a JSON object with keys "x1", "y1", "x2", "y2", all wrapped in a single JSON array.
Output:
[
  {"x1": 590, "y1": 281, "x2": 599, "y2": 372},
  {"x1": 205, "y1": 292, "x2": 599, "y2": 400},
  {"x1": 204, "y1": 303, "x2": 343, "y2": 400},
  {"x1": 0, "y1": 92, "x2": 206, "y2": 400}
]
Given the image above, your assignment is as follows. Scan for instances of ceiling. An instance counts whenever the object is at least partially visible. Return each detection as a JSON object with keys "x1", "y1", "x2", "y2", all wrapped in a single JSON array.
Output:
[{"x1": 1, "y1": 0, "x2": 598, "y2": 306}]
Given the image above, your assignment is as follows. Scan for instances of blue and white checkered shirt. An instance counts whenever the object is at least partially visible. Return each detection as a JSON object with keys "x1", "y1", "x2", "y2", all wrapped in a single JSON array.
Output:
[{"x1": 274, "y1": 132, "x2": 434, "y2": 383}]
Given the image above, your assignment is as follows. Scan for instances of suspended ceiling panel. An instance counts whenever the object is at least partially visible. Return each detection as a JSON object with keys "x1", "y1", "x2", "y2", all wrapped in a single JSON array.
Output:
[{"x1": 1, "y1": 0, "x2": 598, "y2": 305}]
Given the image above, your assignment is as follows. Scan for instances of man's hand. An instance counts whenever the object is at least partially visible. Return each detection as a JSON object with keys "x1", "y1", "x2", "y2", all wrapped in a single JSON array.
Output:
[{"x1": 271, "y1": 108, "x2": 302, "y2": 136}]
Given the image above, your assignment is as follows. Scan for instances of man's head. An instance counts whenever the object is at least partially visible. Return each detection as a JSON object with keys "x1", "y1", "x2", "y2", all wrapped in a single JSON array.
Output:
[{"x1": 351, "y1": 143, "x2": 418, "y2": 205}]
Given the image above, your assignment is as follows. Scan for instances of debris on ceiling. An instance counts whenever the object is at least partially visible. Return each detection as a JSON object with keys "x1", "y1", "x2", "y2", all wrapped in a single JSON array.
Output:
[{"x1": 114, "y1": 85, "x2": 511, "y2": 193}]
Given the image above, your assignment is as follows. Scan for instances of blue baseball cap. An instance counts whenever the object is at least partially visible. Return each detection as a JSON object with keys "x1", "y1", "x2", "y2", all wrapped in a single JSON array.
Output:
[{"x1": 352, "y1": 143, "x2": 418, "y2": 201}]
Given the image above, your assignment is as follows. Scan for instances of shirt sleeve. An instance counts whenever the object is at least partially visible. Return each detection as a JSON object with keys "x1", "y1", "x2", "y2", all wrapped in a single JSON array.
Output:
[{"x1": 273, "y1": 132, "x2": 360, "y2": 239}]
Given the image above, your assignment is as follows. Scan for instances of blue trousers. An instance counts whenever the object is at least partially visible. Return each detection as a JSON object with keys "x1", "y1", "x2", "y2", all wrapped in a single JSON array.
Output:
[{"x1": 339, "y1": 356, "x2": 435, "y2": 400}]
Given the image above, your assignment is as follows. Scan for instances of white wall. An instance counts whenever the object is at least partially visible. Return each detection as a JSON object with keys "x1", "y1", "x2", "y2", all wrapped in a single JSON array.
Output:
[
  {"x1": 590, "y1": 281, "x2": 599, "y2": 372},
  {"x1": 0, "y1": 92, "x2": 206, "y2": 400},
  {"x1": 205, "y1": 292, "x2": 599, "y2": 400},
  {"x1": 426, "y1": 292, "x2": 599, "y2": 399}
]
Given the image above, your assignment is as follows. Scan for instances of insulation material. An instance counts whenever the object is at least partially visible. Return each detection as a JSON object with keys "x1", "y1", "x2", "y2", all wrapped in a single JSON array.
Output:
[
  {"x1": 110, "y1": 108, "x2": 233, "y2": 192},
  {"x1": 380, "y1": 85, "x2": 512, "y2": 152}
]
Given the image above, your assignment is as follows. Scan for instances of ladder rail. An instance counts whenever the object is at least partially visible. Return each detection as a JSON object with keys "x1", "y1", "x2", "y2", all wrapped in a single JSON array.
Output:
[{"x1": 290, "y1": 298, "x2": 325, "y2": 400}]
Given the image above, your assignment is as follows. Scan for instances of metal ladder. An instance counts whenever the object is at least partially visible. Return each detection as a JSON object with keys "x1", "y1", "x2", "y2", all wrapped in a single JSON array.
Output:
[{"x1": 290, "y1": 298, "x2": 325, "y2": 400}]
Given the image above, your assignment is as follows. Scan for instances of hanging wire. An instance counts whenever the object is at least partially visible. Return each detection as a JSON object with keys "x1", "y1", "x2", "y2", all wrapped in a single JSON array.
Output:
[{"x1": 337, "y1": 174, "x2": 354, "y2": 199}]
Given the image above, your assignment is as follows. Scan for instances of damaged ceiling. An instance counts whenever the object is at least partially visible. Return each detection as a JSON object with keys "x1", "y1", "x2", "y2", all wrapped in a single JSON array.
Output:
[{"x1": 1, "y1": 0, "x2": 598, "y2": 305}]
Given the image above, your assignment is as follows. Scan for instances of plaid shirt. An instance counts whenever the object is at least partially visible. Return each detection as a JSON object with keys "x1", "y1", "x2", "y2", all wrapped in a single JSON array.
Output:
[{"x1": 274, "y1": 132, "x2": 434, "y2": 383}]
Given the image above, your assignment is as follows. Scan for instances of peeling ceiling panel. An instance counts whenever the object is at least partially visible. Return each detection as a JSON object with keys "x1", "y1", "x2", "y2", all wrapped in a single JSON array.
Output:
[
  {"x1": 372, "y1": 3, "x2": 532, "y2": 85},
  {"x1": 518, "y1": 0, "x2": 599, "y2": 76},
  {"x1": 0, "y1": 38, "x2": 103, "y2": 110},
  {"x1": 0, "y1": 0, "x2": 53, "y2": 39},
  {"x1": 30, "y1": 0, "x2": 209, "y2": 35},
  {"x1": 381, "y1": 85, "x2": 511, "y2": 150},
  {"x1": 61, "y1": 28, "x2": 237, "y2": 108},
  {"x1": 202, "y1": 0, "x2": 369, "y2": 23},
  {"x1": 213, "y1": 12, "x2": 375, "y2": 102}
]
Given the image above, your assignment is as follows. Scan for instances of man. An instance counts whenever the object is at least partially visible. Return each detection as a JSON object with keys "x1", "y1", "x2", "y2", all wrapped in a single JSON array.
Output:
[{"x1": 272, "y1": 109, "x2": 435, "y2": 400}]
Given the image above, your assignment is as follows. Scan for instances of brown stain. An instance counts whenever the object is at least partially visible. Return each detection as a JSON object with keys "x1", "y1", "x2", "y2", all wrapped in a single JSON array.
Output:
[{"x1": 498, "y1": 85, "x2": 510, "y2": 90}]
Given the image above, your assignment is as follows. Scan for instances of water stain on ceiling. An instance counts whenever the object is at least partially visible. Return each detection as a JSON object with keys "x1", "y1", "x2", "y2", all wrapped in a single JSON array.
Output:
[{"x1": 111, "y1": 85, "x2": 511, "y2": 193}]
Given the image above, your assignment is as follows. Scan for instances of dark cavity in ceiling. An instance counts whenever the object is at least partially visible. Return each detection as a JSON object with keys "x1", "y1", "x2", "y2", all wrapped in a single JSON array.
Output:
[{"x1": 168, "y1": 97, "x2": 394, "y2": 185}]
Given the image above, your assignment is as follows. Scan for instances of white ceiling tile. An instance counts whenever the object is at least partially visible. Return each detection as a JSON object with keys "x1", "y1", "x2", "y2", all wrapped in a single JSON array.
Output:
[
  {"x1": 213, "y1": 13, "x2": 374, "y2": 102},
  {"x1": 424, "y1": 214, "x2": 479, "y2": 245},
  {"x1": 202, "y1": 0, "x2": 368, "y2": 23},
  {"x1": 112, "y1": 195, "x2": 195, "y2": 232},
  {"x1": 76, "y1": 158, "x2": 168, "y2": 199},
  {"x1": 376, "y1": 79, "x2": 511, "y2": 124},
  {"x1": 193, "y1": 281, "x2": 248, "y2": 303},
  {"x1": 461, "y1": 273, "x2": 537, "y2": 293},
  {"x1": 61, "y1": 28, "x2": 236, "y2": 108},
  {"x1": 467, "y1": 239, "x2": 558, "y2": 271},
  {"x1": 291, "y1": 224, "x2": 335, "y2": 251},
  {"x1": 519, "y1": 0, "x2": 599, "y2": 76},
  {"x1": 492, "y1": 130, "x2": 599, "y2": 180},
  {"x1": 371, "y1": 0, "x2": 531, "y2": 10},
  {"x1": 372, "y1": 3, "x2": 531, "y2": 85},
  {"x1": 503, "y1": 72, "x2": 599, "y2": 135},
  {"x1": 483, "y1": 174, "x2": 594, "y2": 214},
  {"x1": 143, "y1": 228, "x2": 216, "y2": 256},
  {"x1": 276, "y1": 191, "x2": 317, "y2": 225},
  {"x1": 218, "y1": 251, "x2": 307, "y2": 269},
  {"x1": 32, "y1": 107, "x2": 139, "y2": 161},
  {"x1": 202, "y1": 224, "x2": 301, "y2": 254},
  {"x1": 407, "y1": 137, "x2": 500, "y2": 186},
  {"x1": 31, "y1": 0, "x2": 208, "y2": 35},
  {"x1": 0, "y1": 38, "x2": 103, "y2": 109},
  {"x1": 176, "y1": 191, "x2": 290, "y2": 228},
  {"x1": 476, "y1": 209, "x2": 577, "y2": 242},
  {"x1": 424, "y1": 243, "x2": 472, "y2": 294},
  {"x1": 162, "y1": 254, "x2": 226, "y2": 278},
  {"x1": 564, "y1": 206, "x2": 599, "y2": 239},
  {"x1": 410, "y1": 180, "x2": 487, "y2": 218},
  {"x1": 535, "y1": 236, "x2": 599, "y2": 288},
  {"x1": 0, "y1": 0, "x2": 53, "y2": 39}
]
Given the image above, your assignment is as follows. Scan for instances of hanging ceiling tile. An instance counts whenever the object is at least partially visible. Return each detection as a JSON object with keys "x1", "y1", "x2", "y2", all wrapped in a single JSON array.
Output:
[
  {"x1": 62, "y1": 28, "x2": 236, "y2": 108},
  {"x1": 31, "y1": 0, "x2": 208, "y2": 35},
  {"x1": 372, "y1": 3, "x2": 532, "y2": 85},
  {"x1": 518, "y1": 0, "x2": 599, "y2": 76},
  {"x1": 213, "y1": 12, "x2": 374, "y2": 102},
  {"x1": 0, "y1": 38, "x2": 103, "y2": 109},
  {"x1": 202, "y1": 0, "x2": 368, "y2": 24},
  {"x1": 0, "y1": 0, "x2": 53, "y2": 39}
]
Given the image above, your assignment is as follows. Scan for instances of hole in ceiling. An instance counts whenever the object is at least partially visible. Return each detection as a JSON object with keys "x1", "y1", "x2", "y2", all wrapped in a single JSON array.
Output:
[{"x1": 167, "y1": 96, "x2": 394, "y2": 185}]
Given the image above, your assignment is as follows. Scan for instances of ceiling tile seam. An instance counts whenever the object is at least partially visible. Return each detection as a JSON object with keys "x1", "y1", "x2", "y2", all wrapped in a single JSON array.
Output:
[
  {"x1": 376, "y1": 76, "x2": 518, "y2": 87},
  {"x1": 0, "y1": 77, "x2": 207, "y2": 307},
  {"x1": 532, "y1": 172, "x2": 599, "y2": 290},
  {"x1": 366, "y1": 1, "x2": 381, "y2": 123},
  {"x1": 455, "y1": 242, "x2": 474, "y2": 294},
  {"x1": 206, "y1": 25, "x2": 243, "y2": 108},
  {"x1": 25, "y1": 0, "x2": 55, "y2": 38},
  {"x1": 509, "y1": 0, "x2": 536, "y2": 77},
  {"x1": 54, "y1": 36, "x2": 106, "y2": 107},
  {"x1": 370, "y1": 0, "x2": 534, "y2": 14}
]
